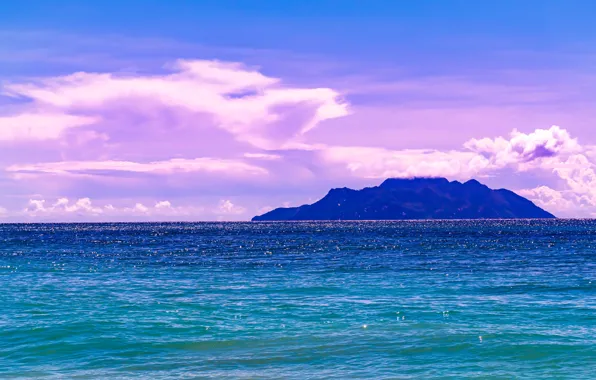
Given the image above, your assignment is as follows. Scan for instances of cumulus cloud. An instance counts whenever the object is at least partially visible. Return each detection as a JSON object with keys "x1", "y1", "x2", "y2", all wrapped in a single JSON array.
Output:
[
  {"x1": 0, "y1": 113, "x2": 98, "y2": 141},
  {"x1": 544, "y1": 154, "x2": 596, "y2": 206},
  {"x1": 2, "y1": 59, "x2": 348, "y2": 151},
  {"x1": 155, "y1": 200, "x2": 172, "y2": 209},
  {"x1": 20, "y1": 197, "x2": 241, "y2": 220},
  {"x1": 2, "y1": 56, "x2": 596, "y2": 219},
  {"x1": 316, "y1": 126, "x2": 585, "y2": 179},
  {"x1": 25, "y1": 197, "x2": 105, "y2": 215},
  {"x1": 0, "y1": 58, "x2": 348, "y2": 204},
  {"x1": 310, "y1": 124, "x2": 596, "y2": 217},
  {"x1": 132, "y1": 203, "x2": 149, "y2": 214},
  {"x1": 517, "y1": 186, "x2": 580, "y2": 216},
  {"x1": 464, "y1": 126, "x2": 580, "y2": 169},
  {"x1": 478, "y1": 128, "x2": 596, "y2": 215},
  {"x1": 218, "y1": 199, "x2": 246, "y2": 215},
  {"x1": 319, "y1": 147, "x2": 491, "y2": 179}
]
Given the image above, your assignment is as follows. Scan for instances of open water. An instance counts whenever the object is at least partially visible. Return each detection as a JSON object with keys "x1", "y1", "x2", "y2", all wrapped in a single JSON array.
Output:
[{"x1": 0, "y1": 221, "x2": 595, "y2": 379}]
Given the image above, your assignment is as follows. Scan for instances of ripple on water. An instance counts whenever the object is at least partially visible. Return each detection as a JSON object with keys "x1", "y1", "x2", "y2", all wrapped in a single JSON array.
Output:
[{"x1": 0, "y1": 221, "x2": 595, "y2": 378}]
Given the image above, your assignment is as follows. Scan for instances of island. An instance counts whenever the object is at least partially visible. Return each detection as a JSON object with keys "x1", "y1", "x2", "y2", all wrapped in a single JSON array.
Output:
[{"x1": 252, "y1": 177, "x2": 555, "y2": 221}]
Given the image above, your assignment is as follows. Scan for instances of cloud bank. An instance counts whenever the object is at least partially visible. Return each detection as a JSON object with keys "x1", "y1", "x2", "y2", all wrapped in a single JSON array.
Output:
[{"x1": 1, "y1": 58, "x2": 595, "y2": 219}]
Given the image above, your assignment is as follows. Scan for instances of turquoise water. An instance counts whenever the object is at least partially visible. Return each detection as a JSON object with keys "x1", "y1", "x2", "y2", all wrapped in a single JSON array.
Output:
[{"x1": 1, "y1": 221, "x2": 595, "y2": 379}]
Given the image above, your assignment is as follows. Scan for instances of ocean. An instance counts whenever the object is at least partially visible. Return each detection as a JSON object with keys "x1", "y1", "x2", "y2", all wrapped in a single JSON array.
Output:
[{"x1": 1, "y1": 221, "x2": 594, "y2": 379}]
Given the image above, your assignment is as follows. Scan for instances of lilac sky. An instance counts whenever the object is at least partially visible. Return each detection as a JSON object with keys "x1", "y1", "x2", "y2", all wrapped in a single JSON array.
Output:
[{"x1": 1, "y1": 1, "x2": 596, "y2": 221}]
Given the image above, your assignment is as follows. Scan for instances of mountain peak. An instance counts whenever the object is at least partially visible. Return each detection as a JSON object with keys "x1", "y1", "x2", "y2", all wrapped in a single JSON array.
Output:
[
  {"x1": 252, "y1": 177, "x2": 555, "y2": 221},
  {"x1": 380, "y1": 177, "x2": 450, "y2": 189},
  {"x1": 463, "y1": 179, "x2": 485, "y2": 187}
]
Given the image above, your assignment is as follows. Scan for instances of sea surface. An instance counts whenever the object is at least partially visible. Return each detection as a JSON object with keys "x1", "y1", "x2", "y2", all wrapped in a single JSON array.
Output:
[{"x1": 0, "y1": 221, "x2": 595, "y2": 379}]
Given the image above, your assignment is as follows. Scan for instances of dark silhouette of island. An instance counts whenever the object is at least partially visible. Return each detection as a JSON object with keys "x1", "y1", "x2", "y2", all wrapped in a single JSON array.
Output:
[{"x1": 252, "y1": 177, "x2": 555, "y2": 220}]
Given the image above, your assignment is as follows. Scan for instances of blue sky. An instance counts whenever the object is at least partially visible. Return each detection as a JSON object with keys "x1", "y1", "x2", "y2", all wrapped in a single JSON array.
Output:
[
  {"x1": 1, "y1": 1, "x2": 596, "y2": 220},
  {"x1": 3, "y1": 1, "x2": 594, "y2": 67}
]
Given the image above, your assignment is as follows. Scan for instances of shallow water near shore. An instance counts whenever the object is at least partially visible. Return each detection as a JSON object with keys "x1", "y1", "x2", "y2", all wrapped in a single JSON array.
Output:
[{"x1": 1, "y1": 221, "x2": 595, "y2": 378}]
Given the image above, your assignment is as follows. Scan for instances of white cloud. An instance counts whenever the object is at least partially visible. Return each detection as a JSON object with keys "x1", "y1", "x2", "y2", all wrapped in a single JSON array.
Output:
[
  {"x1": 7, "y1": 157, "x2": 268, "y2": 177},
  {"x1": 243, "y1": 152, "x2": 282, "y2": 160},
  {"x1": 25, "y1": 197, "x2": 103, "y2": 215},
  {"x1": 545, "y1": 154, "x2": 596, "y2": 205},
  {"x1": 313, "y1": 125, "x2": 596, "y2": 216},
  {"x1": 1, "y1": 54, "x2": 596, "y2": 220},
  {"x1": 217, "y1": 199, "x2": 246, "y2": 215},
  {"x1": 155, "y1": 200, "x2": 172, "y2": 209},
  {"x1": 517, "y1": 186, "x2": 580, "y2": 216},
  {"x1": 319, "y1": 146, "x2": 491, "y2": 179},
  {"x1": 317, "y1": 125, "x2": 590, "y2": 188},
  {"x1": 0, "y1": 113, "x2": 98, "y2": 141},
  {"x1": 464, "y1": 125, "x2": 580, "y2": 169},
  {"x1": 22, "y1": 197, "x2": 208, "y2": 220},
  {"x1": 2, "y1": 59, "x2": 348, "y2": 150},
  {"x1": 132, "y1": 203, "x2": 149, "y2": 213}
]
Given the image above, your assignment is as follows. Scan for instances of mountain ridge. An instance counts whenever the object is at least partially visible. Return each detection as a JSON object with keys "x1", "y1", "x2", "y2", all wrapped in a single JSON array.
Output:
[{"x1": 252, "y1": 177, "x2": 555, "y2": 221}]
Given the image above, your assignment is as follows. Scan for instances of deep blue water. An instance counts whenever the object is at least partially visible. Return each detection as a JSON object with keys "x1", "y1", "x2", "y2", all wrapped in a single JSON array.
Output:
[{"x1": 0, "y1": 221, "x2": 595, "y2": 379}]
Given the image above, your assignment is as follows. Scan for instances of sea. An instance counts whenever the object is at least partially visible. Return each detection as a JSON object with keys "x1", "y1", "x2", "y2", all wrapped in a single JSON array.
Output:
[{"x1": 1, "y1": 221, "x2": 594, "y2": 379}]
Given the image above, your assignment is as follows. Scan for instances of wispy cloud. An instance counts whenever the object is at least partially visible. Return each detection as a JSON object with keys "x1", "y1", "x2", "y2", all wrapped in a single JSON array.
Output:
[
  {"x1": 8, "y1": 158, "x2": 268, "y2": 177},
  {"x1": 1, "y1": 51, "x2": 596, "y2": 219}
]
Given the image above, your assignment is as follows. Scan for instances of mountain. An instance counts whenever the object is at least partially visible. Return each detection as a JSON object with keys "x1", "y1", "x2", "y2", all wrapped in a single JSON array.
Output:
[{"x1": 252, "y1": 177, "x2": 555, "y2": 221}]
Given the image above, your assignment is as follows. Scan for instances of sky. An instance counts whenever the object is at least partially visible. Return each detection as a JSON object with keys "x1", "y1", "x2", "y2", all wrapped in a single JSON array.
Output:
[{"x1": 2, "y1": 0, "x2": 596, "y2": 221}]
